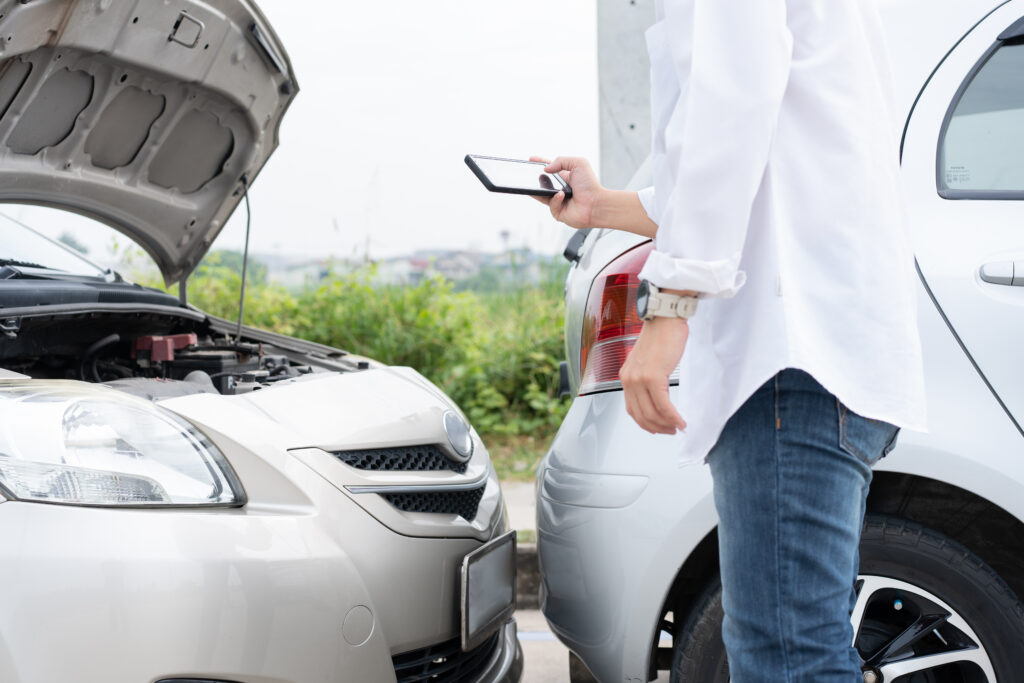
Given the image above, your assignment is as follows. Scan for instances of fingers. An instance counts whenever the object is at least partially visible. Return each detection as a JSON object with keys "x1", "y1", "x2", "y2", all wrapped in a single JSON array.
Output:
[
  {"x1": 548, "y1": 191, "x2": 565, "y2": 218},
  {"x1": 620, "y1": 319, "x2": 689, "y2": 434},
  {"x1": 544, "y1": 156, "x2": 585, "y2": 175},
  {"x1": 624, "y1": 378, "x2": 686, "y2": 434},
  {"x1": 531, "y1": 195, "x2": 552, "y2": 206},
  {"x1": 529, "y1": 155, "x2": 551, "y2": 165},
  {"x1": 649, "y1": 383, "x2": 687, "y2": 431}
]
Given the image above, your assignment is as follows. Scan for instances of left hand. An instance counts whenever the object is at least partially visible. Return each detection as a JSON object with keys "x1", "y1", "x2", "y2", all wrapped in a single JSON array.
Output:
[{"x1": 621, "y1": 317, "x2": 689, "y2": 434}]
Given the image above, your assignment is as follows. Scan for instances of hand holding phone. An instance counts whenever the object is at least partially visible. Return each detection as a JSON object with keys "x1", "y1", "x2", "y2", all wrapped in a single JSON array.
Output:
[{"x1": 465, "y1": 155, "x2": 573, "y2": 198}]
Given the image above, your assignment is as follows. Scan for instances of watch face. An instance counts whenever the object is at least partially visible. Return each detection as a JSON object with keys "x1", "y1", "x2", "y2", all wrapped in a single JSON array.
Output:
[{"x1": 636, "y1": 279, "x2": 650, "y2": 319}]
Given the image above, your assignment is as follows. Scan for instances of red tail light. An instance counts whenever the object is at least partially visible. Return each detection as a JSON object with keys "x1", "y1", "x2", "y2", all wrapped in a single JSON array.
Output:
[{"x1": 579, "y1": 241, "x2": 653, "y2": 395}]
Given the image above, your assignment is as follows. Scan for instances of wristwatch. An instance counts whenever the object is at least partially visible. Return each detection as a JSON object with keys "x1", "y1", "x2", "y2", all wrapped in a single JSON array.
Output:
[{"x1": 636, "y1": 280, "x2": 698, "y2": 321}]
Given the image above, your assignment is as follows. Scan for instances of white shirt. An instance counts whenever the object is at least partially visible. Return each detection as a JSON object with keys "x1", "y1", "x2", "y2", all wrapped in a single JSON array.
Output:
[{"x1": 635, "y1": 0, "x2": 927, "y2": 464}]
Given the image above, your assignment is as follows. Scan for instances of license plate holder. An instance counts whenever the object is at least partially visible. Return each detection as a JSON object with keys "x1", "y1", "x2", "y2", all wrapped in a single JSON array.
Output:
[{"x1": 460, "y1": 529, "x2": 517, "y2": 652}]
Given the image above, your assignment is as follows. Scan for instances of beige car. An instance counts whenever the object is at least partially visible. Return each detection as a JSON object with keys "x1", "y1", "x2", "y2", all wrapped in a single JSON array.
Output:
[{"x1": 0, "y1": 1, "x2": 522, "y2": 681}]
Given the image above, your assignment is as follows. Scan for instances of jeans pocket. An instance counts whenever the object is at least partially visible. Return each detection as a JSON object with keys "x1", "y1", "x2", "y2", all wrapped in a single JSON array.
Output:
[{"x1": 837, "y1": 399, "x2": 900, "y2": 466}]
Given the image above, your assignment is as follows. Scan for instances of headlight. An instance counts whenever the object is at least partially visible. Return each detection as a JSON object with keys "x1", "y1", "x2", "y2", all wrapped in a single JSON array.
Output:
[{"x1": 0, "y1": 382, "x2": 244, "y2": 507}]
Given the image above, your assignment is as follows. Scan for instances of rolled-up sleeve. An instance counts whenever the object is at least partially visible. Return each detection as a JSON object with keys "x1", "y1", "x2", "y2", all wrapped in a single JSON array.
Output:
[{"x1": 637, "y1": 0, "x2": 793, "y2": 299}]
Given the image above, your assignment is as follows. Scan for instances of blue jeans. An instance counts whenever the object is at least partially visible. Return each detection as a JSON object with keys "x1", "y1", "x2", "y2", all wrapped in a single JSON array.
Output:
[{"x1": 707, "y1": 368, "x2": 899, "y2": 682}]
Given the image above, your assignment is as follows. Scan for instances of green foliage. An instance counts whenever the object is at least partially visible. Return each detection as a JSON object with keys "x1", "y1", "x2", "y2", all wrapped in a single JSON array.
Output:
[
  {"x1": 57, "y1": 231, "x2": 89, "y2": 254},
  {"x1": 291, "y1": 267, "x2": 480, "y2": 381},
  {"x1": 201, "y1": 249, "x2": 269, "y2": 286},
  {"x1": 451, "y1": 278, "x2": 568, "y2": 435},
  {"x1": 171, "y1": 261, "x2": 571, "y2": 438}
]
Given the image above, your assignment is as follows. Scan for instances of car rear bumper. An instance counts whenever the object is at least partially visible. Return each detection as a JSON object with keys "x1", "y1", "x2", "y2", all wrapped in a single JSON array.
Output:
[{"x1": 536, "y1": 390, "x2": 717, "y2": 683}]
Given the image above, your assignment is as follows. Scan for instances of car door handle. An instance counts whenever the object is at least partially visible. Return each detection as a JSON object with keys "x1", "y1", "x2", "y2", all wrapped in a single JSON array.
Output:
[{"x1": 979, "y1": 261, "x2": 1024, "y2": 286}]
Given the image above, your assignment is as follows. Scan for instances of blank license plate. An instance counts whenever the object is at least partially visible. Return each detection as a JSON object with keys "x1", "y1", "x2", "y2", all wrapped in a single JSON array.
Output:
[{"x1": 461, "y1": 530, "x2": 517, "y2": 651}]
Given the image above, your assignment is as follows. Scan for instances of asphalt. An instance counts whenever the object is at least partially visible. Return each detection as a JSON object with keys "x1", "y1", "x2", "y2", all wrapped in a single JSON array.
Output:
[
  {"x1": 516, "y1": 609, "x2": 574, "y2": 683},
  {"x1": 503, "y1": 480, "x2": 537, "y2": 533}
]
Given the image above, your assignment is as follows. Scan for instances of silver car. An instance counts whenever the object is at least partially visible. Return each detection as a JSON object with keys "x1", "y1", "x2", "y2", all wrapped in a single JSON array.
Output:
[
  {"x1": 0, "y1": 1, "x2": 521, "y2": 681},
  {"x1": 538, "y1": 1, "x2": 1024, "y2": 681}
]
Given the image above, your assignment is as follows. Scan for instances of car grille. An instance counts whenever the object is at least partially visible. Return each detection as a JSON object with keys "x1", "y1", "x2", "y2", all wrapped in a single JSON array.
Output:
[
  {"x1": 392, "y1": 631, "x2": 500, "y2": 682},
  {"x1": 333, "y1": 445, "x2": 468, "y2": 474},
  {"x1": 382, "y1": 484, "x2": 485, "y2": 520}
]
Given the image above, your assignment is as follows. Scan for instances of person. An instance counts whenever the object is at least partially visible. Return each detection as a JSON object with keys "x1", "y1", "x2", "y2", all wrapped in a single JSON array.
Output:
[{"x1": 535, "y1": 0, "x2": 927, "y2": 680}]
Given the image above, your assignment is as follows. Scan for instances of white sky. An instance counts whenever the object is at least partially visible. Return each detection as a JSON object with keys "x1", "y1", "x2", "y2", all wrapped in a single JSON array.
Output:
[{"x1": 16, "y1": 0, "x2": 599, "y2": 267}]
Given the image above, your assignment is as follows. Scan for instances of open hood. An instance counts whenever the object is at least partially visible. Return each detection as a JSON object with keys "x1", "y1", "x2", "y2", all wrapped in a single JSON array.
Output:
[{"x1": 0, "y1": 0, "x2": 297, "y2": 285}]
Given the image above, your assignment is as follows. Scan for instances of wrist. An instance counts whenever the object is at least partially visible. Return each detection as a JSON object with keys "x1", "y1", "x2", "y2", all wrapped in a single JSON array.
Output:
[
  {"x1": 590, "y1": 190, "x2": 658, "y2": 238},
  {"x1": 589, "y1": 188, "x2": 618, "y2": 228},
  {"x1": 644, "y1": 316, "x2": 688, "y2": 328}
]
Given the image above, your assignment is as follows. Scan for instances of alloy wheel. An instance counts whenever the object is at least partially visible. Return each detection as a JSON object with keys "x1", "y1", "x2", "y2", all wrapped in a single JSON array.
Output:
[{"x1": 853, "y1": 575, "x2": 996, "y2": 682}]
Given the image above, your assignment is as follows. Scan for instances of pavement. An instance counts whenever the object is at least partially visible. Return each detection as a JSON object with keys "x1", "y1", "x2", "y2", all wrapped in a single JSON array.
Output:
[
  {"x1": 517, "y1": 609, "x2": 574, "y2": 683},
  {"x1": 502, "y1": 480, "x2": 537, "y2": 533}
]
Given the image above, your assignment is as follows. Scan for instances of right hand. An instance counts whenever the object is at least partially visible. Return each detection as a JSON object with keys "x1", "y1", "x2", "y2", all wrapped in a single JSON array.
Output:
[{"x1": 529, "y1": 156, "x2": 605, "y2": 230}]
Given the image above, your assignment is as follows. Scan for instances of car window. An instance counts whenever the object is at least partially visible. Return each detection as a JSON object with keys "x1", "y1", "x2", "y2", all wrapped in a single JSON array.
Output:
[
  {"x1": 938, "y1": 41, "x2": 1024, "y2": 197},
  {"x1": 0, "y1": 211, "x2": 108, "y2": 277}
]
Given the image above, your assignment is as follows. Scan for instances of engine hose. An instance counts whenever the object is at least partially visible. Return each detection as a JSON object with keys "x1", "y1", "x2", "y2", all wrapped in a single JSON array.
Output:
[{"x1": 80, "y1": 333, "x2": 121, "y2": 382}]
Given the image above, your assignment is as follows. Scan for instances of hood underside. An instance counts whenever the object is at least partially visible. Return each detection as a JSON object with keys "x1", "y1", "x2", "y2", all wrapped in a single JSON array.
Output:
[{"x1": 0, "y1": 0, "x2": 297, "y2": 284}]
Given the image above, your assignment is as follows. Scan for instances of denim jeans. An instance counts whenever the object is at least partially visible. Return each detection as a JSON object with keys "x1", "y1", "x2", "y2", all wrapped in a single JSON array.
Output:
[{"x1": 707, "y1": 368, "x2": 899, "y2": 682}]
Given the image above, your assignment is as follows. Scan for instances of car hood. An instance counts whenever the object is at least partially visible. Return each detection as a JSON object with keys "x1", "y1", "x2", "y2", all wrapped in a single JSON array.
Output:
[
  {"x1": 161, "y1": 365, "x2": 476, "y2": 459},
  {"x1": 0, "y1": 0, "x2": 297, "y2": 285}
]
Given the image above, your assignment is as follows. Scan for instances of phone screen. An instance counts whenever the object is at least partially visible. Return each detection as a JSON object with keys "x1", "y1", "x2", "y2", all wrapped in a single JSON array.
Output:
[{"x1": 465, "y1": 155, "x2": 571, "y2": 198}]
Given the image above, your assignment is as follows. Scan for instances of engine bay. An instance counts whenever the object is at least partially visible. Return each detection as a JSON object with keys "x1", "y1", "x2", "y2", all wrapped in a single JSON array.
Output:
[{"x1": 0, "y1": 309, "x2": 363, "y2": 400}]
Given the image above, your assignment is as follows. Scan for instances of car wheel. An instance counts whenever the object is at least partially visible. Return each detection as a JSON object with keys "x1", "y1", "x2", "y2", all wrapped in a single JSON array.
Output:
[
  {"x1": 669, "y1": 576, "x2": 729, "y2": 682},
  {"x1": 670, "y1": 515, "x2": 1024, "y2": 682},
  {"x1": 855, "y1": 515, "x2": 1024, "y2": 682}
]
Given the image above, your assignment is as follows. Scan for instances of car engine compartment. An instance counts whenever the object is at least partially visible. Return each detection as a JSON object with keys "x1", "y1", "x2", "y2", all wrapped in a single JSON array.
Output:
[{"x1": 0, "y1": 309, "x2": 362, "y2": 399}]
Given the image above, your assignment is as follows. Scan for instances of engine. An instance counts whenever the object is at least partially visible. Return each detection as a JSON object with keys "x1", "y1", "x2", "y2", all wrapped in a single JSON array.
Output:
[{"x1": 0, "y1": 317, "x2": 329, "y2": 401}]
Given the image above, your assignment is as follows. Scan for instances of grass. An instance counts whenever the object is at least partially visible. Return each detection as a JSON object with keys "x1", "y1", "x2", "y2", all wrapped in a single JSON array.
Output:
[
  {"x1": 484, "y1": 431, "x2": 556, "y2": 482},
  {"x1": 516, "y1": 528, "x2": 537, "y2": 544}
]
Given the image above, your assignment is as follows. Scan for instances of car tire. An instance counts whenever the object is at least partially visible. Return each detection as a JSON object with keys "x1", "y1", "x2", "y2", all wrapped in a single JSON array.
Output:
[
  {"x1": 669, "y1": 576, "x2": 729, "y2": 683},
  {"x1": 569, "y1": 651, "x2": 600, "y2": 682},
  {"x1": 669, "y1": 514, "x2": 1024, "y2": 682},
  {"x1": 856, "y1": 515, "x2": 1024, "y2": 681}
]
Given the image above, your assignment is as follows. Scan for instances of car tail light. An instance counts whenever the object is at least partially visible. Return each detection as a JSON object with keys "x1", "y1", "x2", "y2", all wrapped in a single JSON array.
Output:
[{"x1": 578, "y1": 241, "x2": 654, "y2": 395}]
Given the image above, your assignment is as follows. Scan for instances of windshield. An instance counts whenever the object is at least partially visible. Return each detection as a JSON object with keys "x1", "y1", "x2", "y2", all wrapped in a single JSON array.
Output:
[{"x1": 0, "y1": 211, "x2": 109, "y2": 277}]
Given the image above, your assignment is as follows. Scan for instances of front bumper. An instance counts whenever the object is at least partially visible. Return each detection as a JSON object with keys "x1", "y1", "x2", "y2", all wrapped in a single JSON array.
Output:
[
  {"x1": 0, "y1": 432, "x2": 521, "y2": 682},
  {"x1": 536, "y1": 391, "x2": 717, "y2": 683}
]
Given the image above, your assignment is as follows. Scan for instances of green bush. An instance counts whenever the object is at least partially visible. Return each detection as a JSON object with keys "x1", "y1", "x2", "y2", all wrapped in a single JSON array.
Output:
[{"x1": 172, "y1": 258, "x2": 570, "y2": 438}]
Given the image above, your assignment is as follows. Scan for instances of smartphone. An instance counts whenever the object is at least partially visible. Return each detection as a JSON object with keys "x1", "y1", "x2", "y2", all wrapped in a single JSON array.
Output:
[{"x1": 464, "y1": 154, "x2": 572, "y2": 199}]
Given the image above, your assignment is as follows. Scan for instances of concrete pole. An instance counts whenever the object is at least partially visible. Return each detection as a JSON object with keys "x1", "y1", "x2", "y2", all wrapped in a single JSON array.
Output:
[{"x1": 596, "y1": 0, "x2": 655, "y2": 190}]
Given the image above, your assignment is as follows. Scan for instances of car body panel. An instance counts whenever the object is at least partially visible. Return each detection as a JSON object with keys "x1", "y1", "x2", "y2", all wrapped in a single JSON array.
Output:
[
  {"x1": 901, "y1": 1, "x2": 1024, "y2": 431},
  {"x1": 0, "y1": 459, "x2": 518, "y2": 682},
  {"x1": 538, "y1": 393, "x2": 716, "y2": 683},
  {"x1": 161, "y1": 369, "x2": 506, "y2": 543},
  {"x1": 0, "y1": 372, "x2": 521, "y2": 681},
  {"x1": 0, "y1": 0, "x2": 297, "y2": 284},
  {"x1": 880, "y1": 0, "x2": 1006, "y2": 137}
]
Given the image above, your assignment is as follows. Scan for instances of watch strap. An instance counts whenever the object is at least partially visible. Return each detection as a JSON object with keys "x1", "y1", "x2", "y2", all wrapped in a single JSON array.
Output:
[{"x1": 644, "y1": 287, "x2": 698, "y2": 320}]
